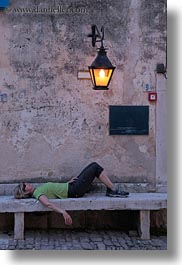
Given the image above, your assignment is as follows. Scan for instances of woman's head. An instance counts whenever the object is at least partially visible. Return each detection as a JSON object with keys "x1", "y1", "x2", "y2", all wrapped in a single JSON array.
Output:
[{"x1": 14, "y1": 183, "x2": 33, "y2": 199}]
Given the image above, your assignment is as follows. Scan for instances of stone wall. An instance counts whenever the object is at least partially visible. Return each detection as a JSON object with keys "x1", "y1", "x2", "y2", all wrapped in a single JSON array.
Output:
[{"x1": 0, "y1": 0, "x2": 167, "y2": 191}]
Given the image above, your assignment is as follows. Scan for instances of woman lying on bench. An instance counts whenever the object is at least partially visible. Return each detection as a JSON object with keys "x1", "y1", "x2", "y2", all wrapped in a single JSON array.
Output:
[{"x1": 14, "y1": 162, "x2": 129, "y2": 225}]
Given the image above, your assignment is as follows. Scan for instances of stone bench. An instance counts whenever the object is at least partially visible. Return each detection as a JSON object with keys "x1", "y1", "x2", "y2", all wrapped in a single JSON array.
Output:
[{"x1": 0, "y1": 192, "x2": 167, "y2": 240}]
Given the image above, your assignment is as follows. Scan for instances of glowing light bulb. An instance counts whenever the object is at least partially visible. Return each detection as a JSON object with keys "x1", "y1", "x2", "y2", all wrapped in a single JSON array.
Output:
[{"x1": 99, "y1": 69, "x2": 105, "y2": 78}]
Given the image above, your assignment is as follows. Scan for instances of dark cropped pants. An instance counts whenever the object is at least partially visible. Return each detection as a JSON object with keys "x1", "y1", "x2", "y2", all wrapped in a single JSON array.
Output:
[{"x1": 68, "y1": 162, "x2": 103, "y2": 198}]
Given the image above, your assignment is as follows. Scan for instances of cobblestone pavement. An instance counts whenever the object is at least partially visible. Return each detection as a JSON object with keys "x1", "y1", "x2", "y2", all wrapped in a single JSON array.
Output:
[{"x1": 0, "y1": 230, "x2": 167, "y2": 250}]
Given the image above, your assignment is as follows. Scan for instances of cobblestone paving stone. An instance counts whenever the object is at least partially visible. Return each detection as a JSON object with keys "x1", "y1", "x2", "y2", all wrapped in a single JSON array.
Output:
[{"x1": 0, "y1": 230, "x2": 167, "y2": 250}]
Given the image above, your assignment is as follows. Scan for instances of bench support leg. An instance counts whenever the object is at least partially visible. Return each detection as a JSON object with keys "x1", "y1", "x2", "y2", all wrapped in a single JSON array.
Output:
[
  {"x1": 139, "y1": 210, "x2": 150, "y2": 240},
  {"x1": 14, "y1": 212, "x2": 24, "y2": 240}
]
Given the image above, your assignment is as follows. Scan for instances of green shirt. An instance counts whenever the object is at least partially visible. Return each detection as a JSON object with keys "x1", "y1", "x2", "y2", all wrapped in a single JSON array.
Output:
[{"x1": 33, "y1": 182, "x2": 68, "y2": 200}]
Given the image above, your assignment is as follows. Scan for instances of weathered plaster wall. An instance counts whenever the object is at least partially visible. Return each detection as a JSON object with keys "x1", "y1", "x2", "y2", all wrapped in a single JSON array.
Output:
[{"x1": 0, "y1": 0, "x2": 166, "y2": 190}]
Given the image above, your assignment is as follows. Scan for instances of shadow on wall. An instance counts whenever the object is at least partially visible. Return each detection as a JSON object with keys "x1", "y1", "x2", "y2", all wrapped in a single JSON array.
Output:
[{"x1": 0, "y1": 210, "x2": 166, "y2": 233}]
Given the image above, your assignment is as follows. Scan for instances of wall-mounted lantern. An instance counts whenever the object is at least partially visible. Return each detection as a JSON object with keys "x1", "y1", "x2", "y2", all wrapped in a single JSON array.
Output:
[
  {"x1": 88, "y1": 25, "x2": 115, "y2": 90},
  {"x1": 0, "y1": 0, "x2": 10, "y2": 9}
]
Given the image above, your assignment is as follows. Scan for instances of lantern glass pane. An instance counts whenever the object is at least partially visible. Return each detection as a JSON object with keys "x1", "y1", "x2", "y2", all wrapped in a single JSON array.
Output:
[
  {"x1": 89, "y1": 69, "x2": 95, "y2": 86},
  {"x1": 94, "y1": 69, "x2": 113, "y2": 86}
]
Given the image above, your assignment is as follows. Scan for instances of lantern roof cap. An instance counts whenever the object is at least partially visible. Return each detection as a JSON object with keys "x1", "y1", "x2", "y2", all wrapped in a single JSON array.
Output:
[{"x1": 89, "y1": 46, "x2": 115, "y2": 69}]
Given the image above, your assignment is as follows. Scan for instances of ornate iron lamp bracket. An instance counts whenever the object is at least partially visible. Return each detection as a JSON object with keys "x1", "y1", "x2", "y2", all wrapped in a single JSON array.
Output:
[{"x1": 88, "y1": 25, "x2": 105, "y2": 47}]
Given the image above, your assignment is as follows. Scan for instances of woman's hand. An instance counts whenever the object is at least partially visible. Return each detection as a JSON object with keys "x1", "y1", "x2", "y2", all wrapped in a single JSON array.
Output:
[
  {"x1": 68, "y1": 176, "x2": 78, "y2": 184},
  {"x1": 38, "y1": 195, "x2": 73, "y2": 225},
  {"x1": 62, "y1": 210, "x2": 73, "y2": 225}
]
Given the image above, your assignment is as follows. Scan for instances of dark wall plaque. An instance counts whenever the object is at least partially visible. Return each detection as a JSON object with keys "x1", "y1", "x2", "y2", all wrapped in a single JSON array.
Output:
[{"x1": 109, "y1": 106, "x2": 149, "y2": 135}]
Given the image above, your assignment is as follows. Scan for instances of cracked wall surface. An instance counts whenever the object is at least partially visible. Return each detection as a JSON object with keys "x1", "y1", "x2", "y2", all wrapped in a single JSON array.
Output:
[{"x1": 0, "y1": 0, "x2": 166, "y2": 191}]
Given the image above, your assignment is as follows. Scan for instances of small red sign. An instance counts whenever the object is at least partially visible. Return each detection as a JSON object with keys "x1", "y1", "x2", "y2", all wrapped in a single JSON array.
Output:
[{"x1": 148, "y1": 92, "x2": 157, "y2": 102}]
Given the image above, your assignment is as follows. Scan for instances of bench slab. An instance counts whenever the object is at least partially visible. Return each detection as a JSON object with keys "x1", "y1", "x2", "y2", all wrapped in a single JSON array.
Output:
[{"x1": 0, "y1": 193, "x2": 167, "y2": 212}]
